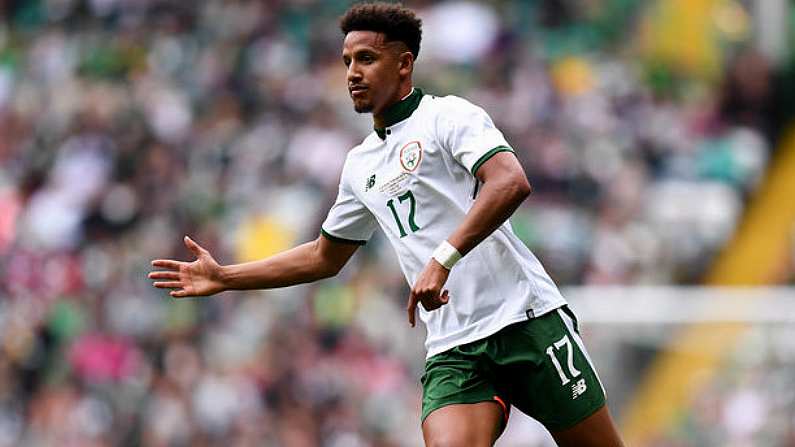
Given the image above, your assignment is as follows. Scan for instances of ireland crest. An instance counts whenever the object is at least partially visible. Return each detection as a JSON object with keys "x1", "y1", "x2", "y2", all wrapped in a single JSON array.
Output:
[{"x1": 399, "y1": 141, "x2": 423, "y2": 172}]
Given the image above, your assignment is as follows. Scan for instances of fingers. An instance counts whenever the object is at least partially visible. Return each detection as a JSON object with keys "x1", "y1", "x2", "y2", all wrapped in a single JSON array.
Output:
[
  {"x1": 148, "y1": 271, "x2": 179, "y2": 280},
  {"x1": 418, "y1": 289, "x2": 451, "y2": 311},
  {"x1": 152, "y1": 280, "x2": 193, "y2": 298},
  {"x1": 151, "y1": 240, "x2": 202, "y2": 299},
  {"x1": 151, "y1": 259, "x2": 183, "y2": 270},
  {"x1": 407, "y1": 288, "x2": 451, "y2": 327},
  {"x1": 406, "y1": 290, "x2": 419, "y2": 327},
  {"x1": 153, "y1": 281, "x2": 183, "y2": 289},
  {"x1": 153, "y1": 279, "x2": 193, "y2": 298},
  {"x1": 183, "y1": 235, "x2": 205, "y2": 257}
]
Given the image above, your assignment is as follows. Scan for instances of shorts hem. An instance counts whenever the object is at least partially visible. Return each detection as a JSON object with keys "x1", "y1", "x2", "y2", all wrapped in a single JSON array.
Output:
[
  {"x1": 421, "y1": 395, "x2": 506, "y2": 424},
  {"x1": 544, "y1": 397, "x2": 607, "y2": 433}
]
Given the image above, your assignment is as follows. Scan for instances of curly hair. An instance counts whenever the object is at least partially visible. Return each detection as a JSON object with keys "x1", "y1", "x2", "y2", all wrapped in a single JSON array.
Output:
[{"x1": 340, "y1": 2, "x2": 422, "y2": 60}]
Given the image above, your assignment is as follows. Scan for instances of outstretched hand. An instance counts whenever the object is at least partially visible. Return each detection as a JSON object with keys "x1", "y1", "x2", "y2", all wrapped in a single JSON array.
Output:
[
  {"x1": 406, "y1": 259, "x2": 451, "y2": 327},
  {"x1": 149, "y1": 236, "x2": 225, "y2": 298}
]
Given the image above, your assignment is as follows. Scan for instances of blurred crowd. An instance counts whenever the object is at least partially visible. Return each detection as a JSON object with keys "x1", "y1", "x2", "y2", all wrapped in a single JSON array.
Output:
[
  {"x1": 0, "y1": 0, "x2": 789, "y2": 446},
  {"x1": 649, "y1": 324, "x2": 795, "y2": 447}
]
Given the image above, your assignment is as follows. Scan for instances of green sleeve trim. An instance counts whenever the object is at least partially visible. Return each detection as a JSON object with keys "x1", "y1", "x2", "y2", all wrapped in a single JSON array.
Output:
[
  {"x1": 471, "y1": 145, "x2": 515, "y2": 176},
  {"x1": 320, "y1": 228, "x2": 367, "y2": 246}
]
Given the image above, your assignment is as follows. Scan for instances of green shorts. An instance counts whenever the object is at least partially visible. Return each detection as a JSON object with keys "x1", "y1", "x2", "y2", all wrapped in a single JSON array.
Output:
[{"x1": 420, "y1": 306, "x2": 605, "y2": 432}]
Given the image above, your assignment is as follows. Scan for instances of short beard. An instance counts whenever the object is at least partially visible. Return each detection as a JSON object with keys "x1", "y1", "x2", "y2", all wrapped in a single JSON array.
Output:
[{"x1": 354, "y1": 102, "x2": 373, "y2": 114}]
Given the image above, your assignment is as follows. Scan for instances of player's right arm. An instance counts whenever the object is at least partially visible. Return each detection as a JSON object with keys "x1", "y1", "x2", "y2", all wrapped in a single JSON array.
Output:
[{"x1": 148, "y1": 235, "x2": 359, "y2": 298}]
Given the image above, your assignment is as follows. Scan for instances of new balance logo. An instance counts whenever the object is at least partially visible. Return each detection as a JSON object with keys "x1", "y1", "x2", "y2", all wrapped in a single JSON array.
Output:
[
  {"x1": 365, "y1": 174, "x2": 376, "y2": 191},
  {"x1": 571, "y1": 379, "x2": 587, "y2": 399}
]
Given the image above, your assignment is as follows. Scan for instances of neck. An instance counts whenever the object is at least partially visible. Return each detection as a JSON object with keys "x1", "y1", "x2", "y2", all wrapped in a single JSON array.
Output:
[{"x1": 373, "y1": 84, "x2": 413, "y2": 128}]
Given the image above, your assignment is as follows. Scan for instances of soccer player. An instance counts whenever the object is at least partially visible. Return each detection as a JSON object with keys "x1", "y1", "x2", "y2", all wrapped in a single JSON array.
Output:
[{"x1": 149, "y1": 3, "x2": 625, "y2": 446}]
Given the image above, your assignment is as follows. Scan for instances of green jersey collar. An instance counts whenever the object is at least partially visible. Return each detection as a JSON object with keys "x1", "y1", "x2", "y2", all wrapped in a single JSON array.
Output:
[{"x1": 374, "y1": 88, "x2": 424, "y2": 139}]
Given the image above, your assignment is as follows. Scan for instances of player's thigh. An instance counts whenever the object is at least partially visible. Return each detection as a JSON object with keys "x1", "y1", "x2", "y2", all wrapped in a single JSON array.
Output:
[
  {"x1": 496, "y1": 307, "x2": 607, "y2": 432},
  {"x1": 421, "y1": 343, "x2": 509, "y2": 446},
  {"x1": 422, "y1": 401, "x2": 503, "y2": 447},
  {"x1": 421, "y1": 343, "x2": 497, "y2": 423},
  {"x1": 550, "y1": 405, "x2": 625, "y2": 447}
]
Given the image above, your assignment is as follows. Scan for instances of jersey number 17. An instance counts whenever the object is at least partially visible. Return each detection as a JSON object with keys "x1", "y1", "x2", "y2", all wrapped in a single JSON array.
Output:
[{"x1": 387, "y1": 190, "x2": 420, "y2": 238}]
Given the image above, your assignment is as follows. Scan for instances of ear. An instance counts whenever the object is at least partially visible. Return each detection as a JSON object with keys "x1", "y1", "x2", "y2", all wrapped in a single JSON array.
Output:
[{"x1": 398, "y1": 51, "x2": 414, "y2": 78}]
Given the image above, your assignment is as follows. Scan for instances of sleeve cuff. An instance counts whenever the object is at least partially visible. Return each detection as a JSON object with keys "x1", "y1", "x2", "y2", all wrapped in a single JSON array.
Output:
[
  {"x1": 320, "y1": 228, "x2": 367, "y2": 246},
  {"x1": 470, "y1": 145, "x2": 515, "y2": 176}
]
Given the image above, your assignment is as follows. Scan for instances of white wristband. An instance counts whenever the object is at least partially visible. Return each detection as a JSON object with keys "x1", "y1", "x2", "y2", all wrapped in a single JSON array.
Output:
[{"x1": 432, "y1": 240, "x2": 462, "y2": 270}]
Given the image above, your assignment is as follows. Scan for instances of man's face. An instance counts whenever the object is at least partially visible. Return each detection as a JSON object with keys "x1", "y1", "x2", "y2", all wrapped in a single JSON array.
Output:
[{"x1": 342, "y1": 31, "x2": 406, "y2": 115}]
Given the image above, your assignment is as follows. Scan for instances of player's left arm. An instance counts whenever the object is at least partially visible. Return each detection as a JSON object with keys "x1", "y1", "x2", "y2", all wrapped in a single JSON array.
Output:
[
  {"x1": 407, "y1": 151, "x2": 531, "y2": 326},
  {"x1": 447, "y1": 152, "x2": 531, "y2": 255}
]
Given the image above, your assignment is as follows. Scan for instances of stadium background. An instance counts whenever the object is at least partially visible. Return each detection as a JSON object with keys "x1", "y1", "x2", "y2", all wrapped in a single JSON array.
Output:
[{"x1": 1, "y1": 0, "x2": 794, "y2": 445}]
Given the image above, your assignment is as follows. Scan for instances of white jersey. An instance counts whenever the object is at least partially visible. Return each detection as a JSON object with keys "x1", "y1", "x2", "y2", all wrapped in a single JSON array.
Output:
[{"x1": 322, "y1": 89, "x2": 566, "y2": 357}]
